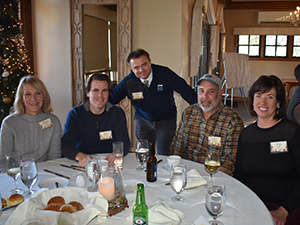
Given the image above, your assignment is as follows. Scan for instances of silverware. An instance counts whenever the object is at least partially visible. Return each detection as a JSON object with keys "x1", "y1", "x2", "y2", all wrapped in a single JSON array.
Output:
[
  {"x1": 60, "y1": 164, "x2": 85, "y2": 172},
  {"x1": 157, "y1": 159, "x2": 163, "y2": 164},
  {"x1": 71, "y1": 164, "x2": 85, "y2": 169},
  {"x1": 55, "y1": 182, "x2": 59, "y2": 188},
  {"x1": 43, "y1": 169, "x2": 70, "y2": 179},
  {"x1": 2, "y1": 205, "x2": 18, "y2": 211}
]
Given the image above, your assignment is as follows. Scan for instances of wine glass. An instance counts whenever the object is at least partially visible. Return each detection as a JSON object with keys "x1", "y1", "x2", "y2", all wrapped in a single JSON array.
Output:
[
  {"x1": 5, "y1": 152, "x2": 24, "y2": 194},
  {"x1": 205, "y1": 183, "x2": 226, "y2": 225},
  {"x1": 20, "y1": 156, "x2": 38, "y2": 197},
  {"x1": 86, "y1": 155, "x2": 102, "y2": 192},
  {"x1": 204, "y1": 150, "x2": 220, "y2": 184},
  {"x1": 135, "y1": 139, "x2": 149, "y2": 171},
  {"x1": 170, "y1": 163, "x2": 187, "y2": 203}
]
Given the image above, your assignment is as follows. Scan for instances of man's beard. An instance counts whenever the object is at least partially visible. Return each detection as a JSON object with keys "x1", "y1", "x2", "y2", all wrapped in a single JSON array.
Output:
[{"x1": 199, "y1": 95, "x2": 220, "y2": 112}]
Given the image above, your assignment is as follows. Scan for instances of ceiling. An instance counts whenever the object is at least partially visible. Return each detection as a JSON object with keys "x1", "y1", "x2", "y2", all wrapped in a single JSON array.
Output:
[{"x1": 219, "y1": 0, "x2": 299, "y2": 10}]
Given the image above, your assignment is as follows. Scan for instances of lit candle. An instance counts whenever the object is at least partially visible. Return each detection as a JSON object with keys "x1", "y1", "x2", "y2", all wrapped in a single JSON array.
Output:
[{"x1": 98, "y1": 177, "x2": 115, "y2": 201}]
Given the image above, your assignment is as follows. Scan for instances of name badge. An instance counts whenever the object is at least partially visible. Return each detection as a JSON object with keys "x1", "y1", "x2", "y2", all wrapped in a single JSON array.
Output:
[
  {"x1": 39, "y1": 118, "x2": 53, "y2": 130},
  {"x1": 99, "y1": 131, "x2": 112, "y2": 140},
  {"x1": 270, "y1": 141, "x2": 288, "y2": 154},
  {"x1": 132, "y1": 92, "x2": 143, "y2": 100},
  {"x1": 208, "y1": 136, "x2": 221, "y2": 147},
  {"x1": 157, "y1": 84, "x2": 163, "y2": 91}
]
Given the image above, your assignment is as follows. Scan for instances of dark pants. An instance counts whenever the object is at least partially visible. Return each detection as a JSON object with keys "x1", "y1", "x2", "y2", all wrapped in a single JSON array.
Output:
[
  {"x1": 264, "y1": 201, "x2": 300, "y2": 225},
  {"x1": 135, "y1": 116, "x2": 176, "y2": 156}
]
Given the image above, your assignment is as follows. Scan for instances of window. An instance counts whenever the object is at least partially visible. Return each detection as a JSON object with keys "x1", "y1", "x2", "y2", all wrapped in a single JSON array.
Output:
[
  {"x1": 237, "y1": 35, "x2": 260, "y2": 57},
  {"x1": 265, "y1": 35, "x2": 288, "y2": 58},
  {"x1": 237, "y1": 34, "x2": 300, "y2": 60},
  {"x1": 293, "y1": 35, "x2": 300, "y2": 58}
]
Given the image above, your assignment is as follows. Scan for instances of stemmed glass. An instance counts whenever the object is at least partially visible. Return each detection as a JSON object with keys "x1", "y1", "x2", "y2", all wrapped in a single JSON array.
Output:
[
  {"x1": 5, "y1": 152, "x2": 24, "y2": 194},
  {"x1": 170, "y1": 163, "x2": 187, "y2": 203},
  {"x1": 205, "y1": 183, "x2": 226, "y2": 225},
  {"x1": 20, "y1": 156, "x2": 38, "y2": 197},
  {"x1": 204, "y1": 150, "x2": 220, "y2": 184},
  {"x1": 135, "y1": 139, "x2": 149, "y2": 171},
  {"x1": 86, "y1": 155, "x2": 102, "y2": 192}
]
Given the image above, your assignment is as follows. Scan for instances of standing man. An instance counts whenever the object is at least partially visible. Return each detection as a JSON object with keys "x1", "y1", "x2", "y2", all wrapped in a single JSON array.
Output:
[
  {"x1": 287, "y1": 63, "x2": 300, "y2": 125},
  {"x1": 170, "y1": 74, "x2": 244, "y2": 175},
  {"x1": 62, "y1": 73, "x2": 130, "y2": 167},
  {"x1": 109, "y1": 49, "x2": 197, "y2": 155}
]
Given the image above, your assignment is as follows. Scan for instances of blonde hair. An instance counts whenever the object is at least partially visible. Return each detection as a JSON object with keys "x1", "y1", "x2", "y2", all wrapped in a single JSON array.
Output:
[{"x1": 14, "y1": 75, "x2": 53, "y2": 115}]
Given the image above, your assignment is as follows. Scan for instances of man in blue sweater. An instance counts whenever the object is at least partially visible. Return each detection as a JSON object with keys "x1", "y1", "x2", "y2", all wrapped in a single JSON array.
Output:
[
  {"x1": 287, "y1": 64, "x2": 300, "y2": 125},
  {"x1": 62, "y1": 73, "x2": 130, "y2": 167},
  {"x1": 109, "y1": 49, "x2": 197, "y2": 155}
]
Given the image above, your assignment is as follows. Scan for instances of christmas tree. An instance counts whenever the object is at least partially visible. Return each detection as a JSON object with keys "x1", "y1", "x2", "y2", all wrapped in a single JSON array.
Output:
[{"x1": 0, "y1": 0, "x2": 32, "y2": 124}]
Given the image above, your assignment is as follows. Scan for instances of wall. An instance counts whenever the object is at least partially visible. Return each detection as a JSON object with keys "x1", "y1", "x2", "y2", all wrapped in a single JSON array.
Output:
[
  {"x1": 224, "y1": 9, "x2": 300, "y2": 96},
  {"x1": 32, "y1": 0, "x2": 72, "y2": 129}
]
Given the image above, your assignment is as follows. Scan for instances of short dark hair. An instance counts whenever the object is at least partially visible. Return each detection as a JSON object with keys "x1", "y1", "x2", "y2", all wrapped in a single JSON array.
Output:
[
  {"x1": 248, "y1": 75, "x2": 286, "y2": 120},
  {"x1": 126, "y1": 49, "x2": 150, "y2": 65},
  {"x1": 294, "y1": 64, "x2": 300, "y2": 83},
  {"x1": 85, "y1": 73, "x2": 112, "y2": 94}
]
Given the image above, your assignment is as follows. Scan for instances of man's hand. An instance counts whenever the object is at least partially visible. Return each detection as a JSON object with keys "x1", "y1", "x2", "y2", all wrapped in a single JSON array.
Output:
[
  {"x1": 270, "y1": 206, "x2": 288, "y2": 225},
  {"x1": 105, "y1": 153, "x2": 114, "y2": 166},
  {"x1": 75, "y1": 152, "x2": 88, "y2": 168}
]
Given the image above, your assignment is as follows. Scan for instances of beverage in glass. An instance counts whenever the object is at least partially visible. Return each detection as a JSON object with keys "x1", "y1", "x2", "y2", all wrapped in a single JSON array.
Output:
[
  {"x1": 5, "y1": 152, "x2": 24, "y2": 194},
  {"x1": 113, "y1": 142, "x2": 124, "y2": 170},
  {"x1": 135, "y1": 139, "x2": 149, "y2": 171},
  {"x1": 20, "y1": 156, "x2": 38, "y2": 197},
  {"x1": 170, "y1": 163, "x2": 187, "y2": 203},
  {"x1": 205, "y1": 183, "x2": 226, "y2": 225},
  {"x1": 204, "y1": 150, "x2": 220, "y2": 183}
]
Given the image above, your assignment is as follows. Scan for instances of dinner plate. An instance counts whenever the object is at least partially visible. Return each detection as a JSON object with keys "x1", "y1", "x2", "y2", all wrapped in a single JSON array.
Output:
[
  {"x1": 123, "y1": 179, "x2": 146, "y2": 193},
  {"x1": 38, "y1": 177, "x2": 69, "y2": 189},
  {"x1": 162, "y1": 163, "x2": 171, "y2": 171}
]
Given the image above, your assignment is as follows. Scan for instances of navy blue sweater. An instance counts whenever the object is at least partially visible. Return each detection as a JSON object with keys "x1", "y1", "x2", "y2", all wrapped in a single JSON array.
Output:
[
  {"x1": 62, "y1": 101, "x2": 130, "y2": 160},
  {"x1": 109, "y1": 64, "x2": 197, "y2": 122},
  {"x1": 287, "y1": 85, "x2": 300, "y2": 124}
]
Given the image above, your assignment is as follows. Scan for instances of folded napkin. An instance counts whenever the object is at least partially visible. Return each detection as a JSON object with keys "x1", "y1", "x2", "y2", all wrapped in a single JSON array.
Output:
[
  {"x1": 186, "y1": 169, "x2": 207, "y2": 189},
  {"x1": 127, "y1": 199, "x2": 184, "y2": 225},
  {"x1": 6, "y1": 187, "x2": 108, "y2": 225}
]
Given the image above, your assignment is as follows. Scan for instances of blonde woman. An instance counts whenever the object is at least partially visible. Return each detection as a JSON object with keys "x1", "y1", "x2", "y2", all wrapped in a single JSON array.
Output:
[{"x1": 0, "y1": 75, "x2": 62, "y2": 172}]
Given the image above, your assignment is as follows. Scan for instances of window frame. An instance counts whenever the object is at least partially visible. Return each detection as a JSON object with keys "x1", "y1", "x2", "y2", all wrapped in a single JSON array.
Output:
[{"x1": 235, "y1": 34, "x2": 300, "y2": 61}]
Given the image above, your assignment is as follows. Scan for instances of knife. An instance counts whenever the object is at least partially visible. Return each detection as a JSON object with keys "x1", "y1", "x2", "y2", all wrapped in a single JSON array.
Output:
[
  {"x1": 43, "y1": 169, "x2": 70, "y2": 179},
  {"x1": 60, "y1": 164, "x2": 85, "y2": 172}
]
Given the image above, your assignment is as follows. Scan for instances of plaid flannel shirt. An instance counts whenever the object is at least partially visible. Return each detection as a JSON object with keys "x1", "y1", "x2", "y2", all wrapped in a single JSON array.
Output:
[{"x1": 170, "y1": 103, "x2": 244, "y2": 173}]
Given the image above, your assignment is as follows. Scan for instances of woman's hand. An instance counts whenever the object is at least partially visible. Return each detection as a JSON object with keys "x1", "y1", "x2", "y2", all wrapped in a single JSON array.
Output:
[
  {"x1": 270, "y1": 206, "x2": 288, "y2": 225},
  {"x1": 75, "y1": 152, "x2": 88, "y2": 168}
]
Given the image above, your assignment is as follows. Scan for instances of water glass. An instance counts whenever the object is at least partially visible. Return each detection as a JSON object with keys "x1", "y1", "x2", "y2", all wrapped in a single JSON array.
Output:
[
  {"x1": 113, "y1": 142, "x2": 124, "y2": 170},
  {"x1": 20, "y1": 156, "x2": 38, "y2": 197},
  {"x1": 205, "y1": 183, "x2": 226, "y2": 225},
  {"x1": 21, "y1": 218, "x2": 44, "y2": 225},
  {"x1": 170, "y1": 163, "x2": 187, "y2": 203},
  {"x1": 5, "y1": 152, "x2": 24, "y2": 195},
  {"x1": 85, "y1": 155, "x2": 102, "y2": 192},
  {"x1": 135, "y1": 139, "x2": 149, "y2": 171}
]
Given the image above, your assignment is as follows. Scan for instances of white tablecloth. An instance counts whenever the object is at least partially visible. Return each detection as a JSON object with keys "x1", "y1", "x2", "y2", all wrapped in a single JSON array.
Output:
[{"x1": 0, "y1": 153, "x2": 275, "y2": 225}]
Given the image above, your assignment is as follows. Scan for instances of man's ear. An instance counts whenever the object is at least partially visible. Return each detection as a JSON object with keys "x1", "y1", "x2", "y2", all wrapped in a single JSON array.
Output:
[{"x1": 220, "y1": 89, "x2": 224, "y2": 97}]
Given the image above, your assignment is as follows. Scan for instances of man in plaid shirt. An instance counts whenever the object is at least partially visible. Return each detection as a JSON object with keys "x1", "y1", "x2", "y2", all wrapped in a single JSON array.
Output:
[{"x1": 170, "y1": 74, "x2": 244, "y2": 175}]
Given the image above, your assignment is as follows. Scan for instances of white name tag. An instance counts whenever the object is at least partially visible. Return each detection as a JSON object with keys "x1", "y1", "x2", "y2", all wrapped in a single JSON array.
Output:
[
  {"x1": 270, "y1": 141, "x2": 288, "y2": 153},
  {"x1": 39, "y1": 118, "x2": 53, "y2": 130},
  {"x1": 208, "y1": 136, "x2": 221, "y2": 147},
  {"x1": 132, "y1": 92, "x2": 143, "y2": 100},
  {"x1": 99, "y1": 131, "x2": 112, "y2": 140}
]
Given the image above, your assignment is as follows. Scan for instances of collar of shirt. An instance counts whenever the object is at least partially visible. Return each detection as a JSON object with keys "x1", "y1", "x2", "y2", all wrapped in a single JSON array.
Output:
[{"x1": 140, "y1": 70, "x2": 153, "y2": 86}]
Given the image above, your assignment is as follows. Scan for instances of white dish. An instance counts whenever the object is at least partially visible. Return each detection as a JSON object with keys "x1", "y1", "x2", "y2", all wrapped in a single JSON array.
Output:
[
  {"x1": 38, "y1": 177, "x2": 69, "y2": 189},
  {"x1": 162, "y1": 163, "x2": 171, "y2": 171},
  {"x1": 123, "y1": 179, "x2": 146, "y2": 193}
]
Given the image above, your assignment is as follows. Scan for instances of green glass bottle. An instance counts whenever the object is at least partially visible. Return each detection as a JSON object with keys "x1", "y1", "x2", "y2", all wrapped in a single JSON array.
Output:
[{"x1": 133, "y1": 183, "x2": 148, "y2": 225}]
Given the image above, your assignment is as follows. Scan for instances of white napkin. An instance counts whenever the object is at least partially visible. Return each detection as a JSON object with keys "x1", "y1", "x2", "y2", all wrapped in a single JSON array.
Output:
[
  {"x1": 127, "y1": 199, "x2": 184, "y2": 225},
  {"x1": 6, "y1": 187, "x2": 108, "y2": 225},
  {"x1": 149, "y1": 199, "x2": 184, "y2": 225},
  {"x1": 186, "y1": 169, "x2": 207, "y2": 189}
]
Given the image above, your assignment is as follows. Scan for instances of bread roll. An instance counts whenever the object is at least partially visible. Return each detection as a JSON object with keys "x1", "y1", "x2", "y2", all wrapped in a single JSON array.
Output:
[
  {"x1": 7, "y1": 194, "x2": 24, "y2": 207},
  {"x1": 1, "y1": 198, "x2": 7, "y2": 208},
  {"x1": 68, "y1": 201, "x2": 84, "y2": 211},
  {"x1": 47, "y1": 196, "x2": 65, "y2": 205},
  {"x1": 44, "y1": 203, "x2": 63, "y2": 211},
  {"x1": 59, "y1": 204, "x2": 77, "y2": 213}
]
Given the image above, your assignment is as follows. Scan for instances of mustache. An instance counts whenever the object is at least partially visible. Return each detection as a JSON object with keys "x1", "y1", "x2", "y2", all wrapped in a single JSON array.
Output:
[{"x1": 200, "y1": 99, "x2": 212, "y2": 104}]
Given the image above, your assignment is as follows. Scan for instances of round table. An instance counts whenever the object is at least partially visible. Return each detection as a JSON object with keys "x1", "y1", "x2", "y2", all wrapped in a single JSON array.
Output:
[{"x1": 0, "y1": 153, "x2": 275, "y2": 225}]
